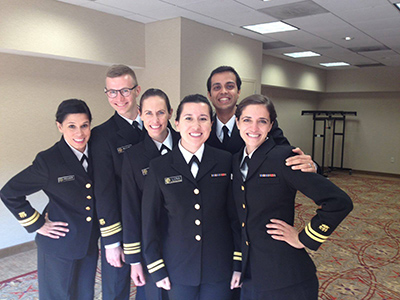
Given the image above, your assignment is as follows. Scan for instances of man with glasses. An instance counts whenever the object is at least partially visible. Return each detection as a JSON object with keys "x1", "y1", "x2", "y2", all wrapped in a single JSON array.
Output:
[{"x1": 91, "y1": 65, "x2": 145, "y2": 300}]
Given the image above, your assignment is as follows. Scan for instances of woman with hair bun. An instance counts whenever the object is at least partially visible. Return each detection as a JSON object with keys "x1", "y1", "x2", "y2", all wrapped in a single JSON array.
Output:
[
  {"x1": 1, "y1": 99, "x2": 99, "y2": 300},
  {"x1": 232, "y1": 94, "x2": 353, "y2": 300}
]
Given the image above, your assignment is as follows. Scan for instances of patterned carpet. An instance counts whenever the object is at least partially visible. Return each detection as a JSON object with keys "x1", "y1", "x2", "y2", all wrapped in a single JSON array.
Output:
[{"x1": 0, "y1": 172, "x2": 399, "y2": 299}]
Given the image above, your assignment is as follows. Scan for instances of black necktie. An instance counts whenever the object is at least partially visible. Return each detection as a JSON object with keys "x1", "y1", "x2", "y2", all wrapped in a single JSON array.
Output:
[
  {"x1": 160, "y1": 144, "x2": 170, "y2": 155},
  {"x1": 80, "y1": 154, "x2": 88, "y2": 172},
  {"x1": 222, "y1": 125, "x2": 230, "y2": 148},
  {"x1": 133, "y1": 121, "x2": 141, "y2": 131},
  {"x1": 189, "y1": 155, "x2": 200, "y2": 178},
  {"x1": 240, "y1": 156, "x2": 250, "y2": 181}
]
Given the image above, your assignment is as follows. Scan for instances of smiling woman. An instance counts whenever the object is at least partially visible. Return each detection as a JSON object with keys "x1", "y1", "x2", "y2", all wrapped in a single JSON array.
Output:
[
  {"x1": 0, "y1": 99, "x2": 99, "y2": 300},
  {"x1": 57, "y1": 113, "x2": 91, "y2": 153},
  {"x1": 232, "y1": 94, "x2": 353, "y2": 300},
  {"x1": 141, "y1": 94, "x2": 242, "y2": 300}
]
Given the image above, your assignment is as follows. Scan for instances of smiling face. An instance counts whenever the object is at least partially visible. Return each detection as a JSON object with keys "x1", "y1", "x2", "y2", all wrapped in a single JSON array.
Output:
[
  {"x1": 236, "y1": 104, "x2": 273, "y2": 154},
  {"x1": 175, "y1": 102, "x2": 212, "y2": 154},
  {"x1": 57, "y1": 113, "x2": 91, "y2": 153},
  {"x1": 208, "y1": 71, "x2": 240, "y2": 114},
  {"x1": 105, "y1": 74, "x2": 141, "y2": 120},
  {"x1": 140, "y1": 95, "x2": 172, "y2": 143}
]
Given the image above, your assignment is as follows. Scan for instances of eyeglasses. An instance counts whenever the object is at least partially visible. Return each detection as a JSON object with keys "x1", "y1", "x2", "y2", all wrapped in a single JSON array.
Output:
[{"x1": 104, "y1": 84, "x2": 138, "y2": 98}]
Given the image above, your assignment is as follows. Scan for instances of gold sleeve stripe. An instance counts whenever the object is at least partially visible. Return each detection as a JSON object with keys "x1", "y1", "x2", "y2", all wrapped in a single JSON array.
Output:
[
  {"x1": 233, "y1": 251, "x2": 242, "y2": 261},
  {"x1": 100, "y1": 222, "x2": 122, "y2": 237},
  {"x1": 19, "y1": 211, "x2": 40, "y2": 227},
  {"x1": 124, "y1": 249, "x2": 141, "y2": 255},
  {"x1": 147, "y1": 259, "x2": 165, "y2": 274},
  {"x1": 148, "y1": 263, "x2": 165, "y2": 274},
  {"x1": 305, "y1": 223, "x2": 328, "y2": 243},
  {"x1": 124, "y1": 242, "x2": 141, "y2": 247},
  {"x1": 147, "y1": 259, "x2": 164, "y2": 269},
  {"x1": 100, "y1": 222, "x2": 121, "y2": 232},
  {"x1": 101, "y1": 227, "x2": 122, "y2": 237},
  {"x1": 123, "y1": 242, "x2": 141, "y2": 255}
]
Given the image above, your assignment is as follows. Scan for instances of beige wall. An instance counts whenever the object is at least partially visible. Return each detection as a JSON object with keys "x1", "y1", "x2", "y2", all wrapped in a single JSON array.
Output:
[
  {"x1": 318, "y1": 92, "x2": 400, "y2": 174},
  {"x1": 326, "y1": 67, "x2": 400, "y2": 93},
  {"x1": 140, "y1": 18, "x2": 182, "y2": 113},
  {"x1": 261, "y1": 86, "x2": 320, "y2": 156},
  {"x1": 261, "y1": 56, "x2": 400, "y2": 174},
  {"x1": 180, "y1": 18, "x2": 263, "y2": 101},
  {"x1": 0, "y1": 0, "x2": 145, "y2": 67},
  {"x1": 262, "y1": 55, "x2": 326, "y2": 92},
  {"x1": 0, "y1": 53, "x2": 112, "y2": 248},
  {"x1": 321, "y1": 67, "x2": 400, "y2": 174}
]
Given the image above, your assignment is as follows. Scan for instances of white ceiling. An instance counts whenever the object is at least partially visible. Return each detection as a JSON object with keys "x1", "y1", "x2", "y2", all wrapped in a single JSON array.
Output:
[{"x1": 56, "y1": 0, "x2": 400, "y2": 69}]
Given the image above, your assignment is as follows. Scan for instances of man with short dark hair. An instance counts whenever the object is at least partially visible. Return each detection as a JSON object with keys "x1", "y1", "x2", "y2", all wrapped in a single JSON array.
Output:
[{"x1": 206, "y1": 65, "x2": 317, "y2": 172}]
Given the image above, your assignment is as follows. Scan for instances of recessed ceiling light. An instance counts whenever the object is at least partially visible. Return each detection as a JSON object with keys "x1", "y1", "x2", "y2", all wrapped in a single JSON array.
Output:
[
  {"x1": 394, "y1": 3, "x2": 400, "y2": 11},
  {"x1": 283, "y1": 51, "x2": 321, "y2": 58},
  {"x1": 344, "y1": 37, "x2": 353, "y2": 41},
  {"x1": 320, "y1": 62, "x2": 350, "y2": 67},
  {"x1": 242, "y1": 21, "x2": 298, "y2": 34}
]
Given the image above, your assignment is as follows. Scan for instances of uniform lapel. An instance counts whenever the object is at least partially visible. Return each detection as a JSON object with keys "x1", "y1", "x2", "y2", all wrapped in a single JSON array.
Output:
[
  {"x1": 233, "y1": 151, "x2": 244, "y2": 183},
  {"x1": 228, "y1": 123, "x2": 243, "y2": 149},
  {"x1": 58, "y1": 137, "x2": 88, "y2": 179},
  {"x1": 170, "y1": 127, "x2": 180, "y2": 147},
  {"x1": 207, "y1": 117, "x2": 223, "y2": 147},
  {"x1": 246, "y1": 138, "x2": 276, "y2": 181},
  {"x1": 171, "y1": 148, "x2": 197, "y2": 185},
  {"x1": 113, "y1": 112, "x2": 145, "y2": 144},
  {"x1": 143, "y1": 134, "x2": 161, "y2": 160},
  {"x1": 196, "y1": 145, "x2": 217, "y2": 181}
]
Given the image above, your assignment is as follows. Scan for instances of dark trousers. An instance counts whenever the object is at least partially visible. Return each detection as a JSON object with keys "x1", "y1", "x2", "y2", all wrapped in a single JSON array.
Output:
[
  {"x1": 37, "y1": 242, "x2": 98, "y2": 300},
  {"x1": 241, "y1": 274, "x2": 319, "y2": 300},
  {"x1": 167, "y1": 280, "x2": 233, "y2": 300},
  {"x1": 100, "y1": 239, "x2": 131, "y2": 300}
]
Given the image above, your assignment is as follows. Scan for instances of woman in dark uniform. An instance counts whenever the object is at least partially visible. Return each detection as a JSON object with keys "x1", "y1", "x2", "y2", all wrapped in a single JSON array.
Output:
[
  {"x1": 142, "y1": 94, "x2": 242, "y2": 300},
  {"x1": 121, "y1": 88, "x2": 179, "y2": 299},
  {"x1": 0, "y1": 99, "x2": 99, "y2": 300},
  {"x1": 232, "y1": 94, "x2": 353, "y2": 300}
]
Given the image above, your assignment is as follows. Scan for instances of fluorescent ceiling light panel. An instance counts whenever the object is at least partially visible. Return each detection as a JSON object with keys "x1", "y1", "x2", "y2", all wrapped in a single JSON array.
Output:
[
  {"x1": 284, "y1": 51, "x2": 321, "y2": 58},
  {"x1": 395, "y1": 3, "x2": 400, "y2": 11},
  {"x1": 242, "y1": 21, "x2": 298, "y2": 34},
  {"x1": 320, "y1": 62, "x2": 350, "y2": 67}
]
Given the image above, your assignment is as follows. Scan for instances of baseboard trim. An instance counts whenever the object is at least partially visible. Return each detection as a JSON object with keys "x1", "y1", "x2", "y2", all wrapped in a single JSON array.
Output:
[
  {"x1": 341, "y1": 169, "x2": 400, "y2": 179},
  {"x1": 0, "y1": 241, "x2": 37, "y2": 259}
]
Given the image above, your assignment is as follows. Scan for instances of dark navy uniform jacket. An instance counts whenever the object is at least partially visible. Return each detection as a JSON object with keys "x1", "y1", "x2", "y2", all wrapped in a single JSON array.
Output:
[
  {"x1": 142, "y1": 145, "x2": 241, "y2": 286},
  {"x1": 90, "y1": 112, "x2": 146, "y2": 244},
  {"x1": 0, "y1": 137, "x2": 98, "y2": 260},
  {"x1": 232, "y1": 137, "x2": 353, "y2": 291},
  {"x1": 121, "y1": 129, "x2": 180, "y2": 264},
  {"x1": 207, "y1": 116, "x2": 289, "y2": 154}
]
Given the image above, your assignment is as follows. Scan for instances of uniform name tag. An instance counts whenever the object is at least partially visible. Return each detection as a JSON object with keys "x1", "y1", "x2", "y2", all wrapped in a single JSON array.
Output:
[
  {"x1": 211, "y1": 173, "x2": 227, "y2": 177},
  {"x1": 259, "y1": 173, "x2": 277, "y2": 178},
  {"x1": 58, "y1": 175, "x2": 75, "y2": 183},
  {"x1": 164, "y1": 175, "x2": 183, "y2": 185},
  {"x1": 117, "y1": 144, "x2": 132, "y2": 154},
  {"x1": 141, "y1": 168, "x2": 149, "y2": 176}
]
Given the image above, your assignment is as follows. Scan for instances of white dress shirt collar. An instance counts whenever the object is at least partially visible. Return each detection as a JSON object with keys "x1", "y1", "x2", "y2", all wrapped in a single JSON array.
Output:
[
  {"x1": 178, "y1": 141, "x2": 205, "y2": 164},
  {"x1": 152, "y1": 128, "x2": 173, "y2": 151},
  {"x1": 118, "y1": 113, "x2": 143, "y2": 130},
  {"x1": 64, "y1": 138, "x2": 89, "y2": 161},
  {"x1": 216, "y1": 114, "x2": 236, "y2": 142}
]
